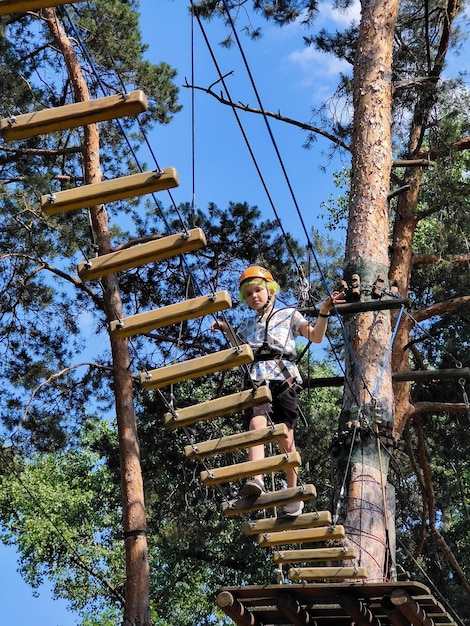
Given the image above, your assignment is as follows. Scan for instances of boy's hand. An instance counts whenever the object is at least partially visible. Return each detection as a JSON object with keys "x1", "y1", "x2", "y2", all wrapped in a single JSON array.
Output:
[
  {"x1": 211, "y1": 320, "x2": 228, "y2": 333},
  {"x1": 321, "y1": 290, "x2": 346, "y2": 313}
]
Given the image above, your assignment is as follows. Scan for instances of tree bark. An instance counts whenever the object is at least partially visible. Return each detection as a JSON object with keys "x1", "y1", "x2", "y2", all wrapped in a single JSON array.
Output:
[
  {"x1": 336, "y1": 0, "x2": 399, "y2": 582},
  {"x1": 44, "y1": 9, "x2": 151, "y2": 625}
]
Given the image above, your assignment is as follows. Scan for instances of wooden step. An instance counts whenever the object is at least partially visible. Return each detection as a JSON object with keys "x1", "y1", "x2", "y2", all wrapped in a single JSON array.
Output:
[
  {"x1": 0, "y1": 0, "x2": 87, "y2": 14},
  {"x1": 273, "y1": 546, "x2": 357, "y2": 564},
  {"x1": 242, "y1": 510, "x2": 331, "y2": 535},
  {"x1": 78, "y1": 228, "x2": 205, "y2": 281},
  {"x1": 164, "y1": 386, "x2": 271, "y2": 431},
  {"x1": 222, "y1": 484, "x2": 317, "y2": 517},
  {"x1": 288, "y1": 565, "x2": 368, "y2": 581},
  {"x1": 42, "y1": 167, "x2": 178, "y2": 215},
  {"x1": 1, "y1": 90, "x2": 148, "y2": 141},
  {"x1": 185, "y1": 423, "x2": 289, "y2": 460},
  {"x1": 110, "y1": 291, "x2": 231, "y2": 338},
  {"x1": 140, "y1": 344, "x2": 254, "y2": 390},
  {"x1": 200, "y1": 451, "x2": 301, "y2": 487},
  {"x1": 257, "y1": 524, "x2": 345, "y2": 547}
]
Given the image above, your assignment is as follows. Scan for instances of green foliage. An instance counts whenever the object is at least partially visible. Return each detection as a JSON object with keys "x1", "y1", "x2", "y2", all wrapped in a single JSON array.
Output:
[{"x1": 0, "y1": 420, "x2": 124, "y2": 615}]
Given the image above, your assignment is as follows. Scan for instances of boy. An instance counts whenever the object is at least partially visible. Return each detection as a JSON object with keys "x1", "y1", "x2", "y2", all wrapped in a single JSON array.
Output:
[{"x1": 212, "y1": 265, "x2": 344, "y2": 516}]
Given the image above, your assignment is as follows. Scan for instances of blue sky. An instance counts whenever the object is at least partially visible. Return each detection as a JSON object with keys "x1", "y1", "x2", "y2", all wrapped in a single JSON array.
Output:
[
  {"x1": 1, "y1": 1, "x2": 468, "y2": 624},
  {"x1": 137, "y1": 0, "x2": 357, "y2": 248}
]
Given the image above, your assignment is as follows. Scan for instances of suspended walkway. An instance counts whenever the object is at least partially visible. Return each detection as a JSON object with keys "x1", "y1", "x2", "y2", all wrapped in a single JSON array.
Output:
[{"x1": 1, "y1": 4, "x2": 461, "y2": 624}]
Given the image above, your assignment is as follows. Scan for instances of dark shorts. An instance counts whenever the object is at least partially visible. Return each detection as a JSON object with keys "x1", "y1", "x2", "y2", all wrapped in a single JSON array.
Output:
[{"x1": 244, "y1": 380, "x2": 299, "y2": 430}]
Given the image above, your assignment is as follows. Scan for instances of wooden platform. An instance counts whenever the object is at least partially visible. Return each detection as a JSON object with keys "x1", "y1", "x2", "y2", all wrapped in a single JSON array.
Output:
[{"x1": 216, "y1": 581, "x2": 457, "y2": 626}]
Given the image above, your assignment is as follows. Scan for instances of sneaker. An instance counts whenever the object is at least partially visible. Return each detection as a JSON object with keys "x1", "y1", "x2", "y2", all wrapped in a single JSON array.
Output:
[
  {"x1": 282, "y1": 501, "x2": 304, "y2": 517},
  {"x1": 241, "y1": 478, "x2": 265, "y2": 497}
]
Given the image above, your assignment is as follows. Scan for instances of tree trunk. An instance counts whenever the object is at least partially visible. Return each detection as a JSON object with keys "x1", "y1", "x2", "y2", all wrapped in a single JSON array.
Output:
[
  {"x1": 389, "y1": 168, "x2": 421, "y2": 438},
  {"x1": 334, "y1": 0, "x2": 399, "y2": 582},
  {"x1": 44, "y1": 9, "x2": 151, "y2": 625},
  {"x1": 389, "y1": 0, "x2": 460, "y2": 437}
]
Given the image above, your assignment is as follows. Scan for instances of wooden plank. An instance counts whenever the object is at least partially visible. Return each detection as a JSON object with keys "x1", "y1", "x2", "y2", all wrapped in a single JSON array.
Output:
[
  {"x1": 200, "y1": 451, "x2": 301, "y2": 486},
  {"x1": 288, "y1": 566, "x2": 367, "y2": 581},
  {"x1": 242, "y1": 510, "x2": 331, "y2": 535},
  {"x1": 222, "y1": 484, "x2": 317, "y2": 517},
  {"x1": 185, "y1": 423, "x2": 289, "y2": 460},
  {"x1": 257, "y1": 524, "x2": 345, "y2": 547},
  {"x1": 273, "y1": 546, "x2": 357, "y2": 564},
  {"x1": 140, "y1": 344, "x2": 254, "y2": 390},
  {"x1": 78, "y1": 228, "x2": 205, "y2": 281},
  {"x1": 42, "y1": 167, "x2": 178, "y2": 215},
  {"x1": 110, "y1": 290, "x2": 231, "y2": 338},
  {"x1": 0, "y1": 0, "x2": 87, "y2": 14},
  {"x1": 164, "y1": 386, "x2": 272, "y2": 430},
  {"x1": 1, "y1": 90, "x2": 148, "y2": 141}
]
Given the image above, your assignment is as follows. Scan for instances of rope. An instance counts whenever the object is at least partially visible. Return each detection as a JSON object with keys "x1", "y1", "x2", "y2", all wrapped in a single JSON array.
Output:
[
  {"x1": 371, "y1": 304, "x2": 405, "y2": 399},
  {"x1": 191, "y1": 2, "x2": 368, "y2": 408}
]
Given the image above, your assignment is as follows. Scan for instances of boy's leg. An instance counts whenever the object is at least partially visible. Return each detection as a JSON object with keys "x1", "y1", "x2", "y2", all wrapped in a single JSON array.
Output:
[
  {"x1": 271, "y1": 385, "x2": 300, "y2": 490},
  {"x1": 241, "y1": 407, "x2": 269, "y2": 496},
  {"x1": 278, "y1": 428, "x2": 297, "y2": 489}
]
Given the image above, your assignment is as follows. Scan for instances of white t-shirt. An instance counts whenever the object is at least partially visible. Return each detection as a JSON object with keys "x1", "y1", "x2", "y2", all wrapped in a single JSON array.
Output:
[{"x1": 237, "y1": 306, "x2": 306, "y2": 384}]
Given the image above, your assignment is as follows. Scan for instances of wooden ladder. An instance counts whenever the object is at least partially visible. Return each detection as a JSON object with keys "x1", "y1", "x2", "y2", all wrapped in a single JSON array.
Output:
[{"x1": 0, "y1": 36, "x2": 367, "y2": 583}]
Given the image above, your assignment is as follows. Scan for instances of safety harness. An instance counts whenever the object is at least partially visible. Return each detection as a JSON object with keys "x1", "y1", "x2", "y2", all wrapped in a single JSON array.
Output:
[{"x1": 249, "y1": 307, "x2": 300, "y2": 395}]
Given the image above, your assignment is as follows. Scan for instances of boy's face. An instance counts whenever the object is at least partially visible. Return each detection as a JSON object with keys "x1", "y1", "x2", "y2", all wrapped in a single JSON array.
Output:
[{"x1": 243, "y1": 282, "x2": 270, "y2": 311}]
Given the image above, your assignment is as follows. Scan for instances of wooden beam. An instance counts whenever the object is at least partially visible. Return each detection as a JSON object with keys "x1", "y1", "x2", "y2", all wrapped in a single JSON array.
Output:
[
  {"x1": 78, "y1": 228, "x2": 205, "y2": 281},
  {"x1": 381, "y1": 595, "x2": 411, "y2": 626},
  {"x1": 393, "y1": 367, "x2": 470, "y2": 382},
  {"x1": 0, "y1": 90, "x2": 148, "y2": 141},
  {"x1": 0, "y1": 0, "x2": 87, "y2": 14},
  {"x1": 216, "y1": 591, "x2": 262, "y2": 626},
  {"x1": 303, "y1": 376, "x2": 345, "y2": 388},
  {"x1": 223, "y1": 484, "x2": 317, "y2": 517},
  {"x1": 110, "y1": 290, "x2": 231, "y2": 338},
  {"x1": 273, "y1": 546, "x2": 357, "y2": 564},
  {"x1": 242, "y1": 510, "x2": 331, "y2": 536},
  {"x1": 164, "y1": 386, "x2": 272, "y2": 430},
  {"x1": 42, "y1": 167, "x2": 178, "y2": 215},
  {"x1": 200, "y1": 451, "x2": 301, "y2": 486},
  {"x1": 336, "y1": 590, "x2": 380, "y2": 625},
  {"x1": 393, "y1": 159, "x2": 435, "y2": 167},
  {"x1": 258, "y1": 524, "x2": 345, "y2": 548},
  {"x1": 277, "y1": 592, "x2": 312, "y2": 626},
  {"x1": 305, "y1": 365, "x2": 470, "y2": 388},
  {"x1": 301, "y1": 298, "x2": 409, "y2": 317},
  {"x1": 185, "y1": 423, "x2": 288, "y2": 460},
  {"x1": 140, "y1": 344, "x2": 254, "y2": 390},
  {"x1": 390, "y1": 588, "x2": 435, "y2": 626}
]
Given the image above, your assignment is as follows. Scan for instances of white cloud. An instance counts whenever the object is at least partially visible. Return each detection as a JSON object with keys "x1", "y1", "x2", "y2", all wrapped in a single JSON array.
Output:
[
  {"x1": 289, "y1": 46, "x2": 351, "y2": 78},
  {"x1": 318, "y1": 0, "x2": 361, "y2": 27}
]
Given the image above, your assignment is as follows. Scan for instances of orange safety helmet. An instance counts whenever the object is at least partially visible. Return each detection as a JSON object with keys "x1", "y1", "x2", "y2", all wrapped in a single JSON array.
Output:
[{"x1": 239, "y1": 265, "x2": 274, "y2": 286}]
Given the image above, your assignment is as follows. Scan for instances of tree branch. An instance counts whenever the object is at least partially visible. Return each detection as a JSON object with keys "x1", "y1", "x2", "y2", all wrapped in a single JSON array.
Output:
[
  {"x1": 411, "y1": 295, "x2": 470, "y2": 323},
  {"x1": 184, "y1": 79, "x2": 351, "y2": 151},
  {"x1": 412, "y1": 253, "x2": 470, "y2": 267}
]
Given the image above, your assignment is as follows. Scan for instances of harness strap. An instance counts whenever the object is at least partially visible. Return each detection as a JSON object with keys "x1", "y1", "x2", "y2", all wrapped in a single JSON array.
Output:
[{"x1": 253, "y1": 352, "x2": 296, "y2": 362}]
